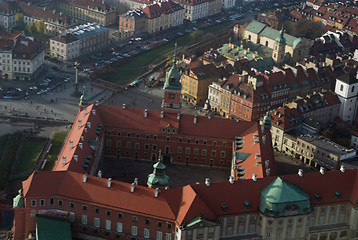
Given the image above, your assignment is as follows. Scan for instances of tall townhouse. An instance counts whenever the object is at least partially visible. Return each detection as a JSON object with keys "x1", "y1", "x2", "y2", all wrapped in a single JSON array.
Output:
[
  {"x1": 119, "y1": 9, "x2": 146, "y2": 39},
  {"x1": 53, "y1": 0, "x2": 117, "y2": 26},
  {"x1": 142, "y1": 1, "x2": 184, "y2": 34},
  {"x1": 16, "y1": 1, "x2": 76, "y2": 35},
  {"x1": 0, "y1": 1, "x2": 19, "y2": 29},
  {"x1": 173, "y1": 0, "x2": 209, "y2": 21},
  {"x1": 50, "y1": 33, "x2": 80, "y2": 61},
  {"x1": 0, "y1": 34, "x2": 44, "y2": 80}
]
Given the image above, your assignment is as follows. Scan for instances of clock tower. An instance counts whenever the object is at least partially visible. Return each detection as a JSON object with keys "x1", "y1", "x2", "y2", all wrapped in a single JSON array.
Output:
[{"x1": 162, "y1": 43, "x2": 182, "y2": 113}]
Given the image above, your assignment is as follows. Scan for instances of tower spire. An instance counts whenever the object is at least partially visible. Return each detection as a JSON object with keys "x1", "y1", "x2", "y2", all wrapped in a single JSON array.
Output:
[{"x1": 147, "y1": 150, "x2": 169, "y2": 189}]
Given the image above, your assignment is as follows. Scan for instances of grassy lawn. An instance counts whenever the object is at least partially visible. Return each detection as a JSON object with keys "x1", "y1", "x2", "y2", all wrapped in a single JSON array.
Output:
[
  {"x1": 103, "y1": 22, "x2": 230, "y2": 85},
  {"x1": 42, "y1": 132, "x2": 67, "y2": 171},
  {"x1": 16, "y1": 140, "x2": 46, "y2": 174},
  {"x1": 0, "y1": 132, "x2": 22, "y2": 191}
]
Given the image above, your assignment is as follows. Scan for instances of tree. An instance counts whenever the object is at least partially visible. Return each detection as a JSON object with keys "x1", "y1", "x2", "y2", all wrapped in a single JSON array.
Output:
[
  {"x1": 27, "y1": 22, "x2": 37, "y2": 35},
  {"x1": 189, "y1": 30, "x2": 204, "y2": 43},
  {"x1": 16, "y1": 13, "x2": 26, "y2": 30},
  {"x1": 35, "y1": 19, "x2": 46, "y2": 36}
]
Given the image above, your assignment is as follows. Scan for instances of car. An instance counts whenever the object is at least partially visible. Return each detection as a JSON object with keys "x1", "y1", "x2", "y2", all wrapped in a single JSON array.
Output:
[
  {"x1": 64, "y1": 77, "x2": 71, "y2": 83},
  {"x1": 29, "y1": 86, "x2": 38, "y2": 90},
  {"x1": 193, "y1": 27, "x2": 198, "y2": 31},
  {"x1": 16, "y1": 88, "x2": 23, "y2": 92},
  {"x1": 3, "y1": 95, "x2": 13, "y2": 99},
  {"x1": 177, "y1": 32, "x2": 184, "y2": 36},
  {"x1": 37, "y1": 90, "x2": 45, "y2": 95}
]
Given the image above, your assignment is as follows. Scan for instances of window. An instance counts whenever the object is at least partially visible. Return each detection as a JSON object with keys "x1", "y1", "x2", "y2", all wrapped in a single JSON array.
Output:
[
  {"x1": 118, "y1": 213, "x2": 123, "y2": 218},
  {"x1": 31, "y1": 200, "x2": 36, "y2": 207},
  {"x1": 94, "y1": 217, "x2": 100, "y2": 227},
  {"x1": 106, "y1": 210, "x2": 111, "y2": 216},
  {"x1": 144, "y1": 228, "x2": 150, "y2": 238},
  {"x1": 145, "y1": 144, "x2": 149, "y2": 150},
  {"x1": 70, "y1": 202, "x2": 74, "y2": 208},
  {"x1": 238, "y1": 225, "x2": 244, "y2": 234},
  {"x1": 82, "y1": 215, "x2": 87, "y2": 225},
  {"x1": 156, "y1": 231, "x2": 163, "y2": 240},
  {"x1": 194, "y1": 148, "x2": 199, "y2": 155},
  {"x1": 211, "y1": 150, "x2": 216, "y2": 157},
  {"x1": 69, "y1": 212, "x2": 75, "y2": 222},
  {"x1": 249, "y1": 224, "x2": 255, "y2": 233},
  {"x1": 352, "y1": 86, "x2": 355, "y2": 92},
  {"x1": 340, "y1": 84, "x2": 343, "y2": 91},
  {"x1": 117, "y1": 222, "x2": 123, "y2": 232},
  {"x1": 198, "y1": 229, "x2": 203, "y2": 235},
  {"x1": 209, "y1": 227, "x2": 214, "y2": 233},
  {"x1": 95, "y1": 208, "x2": 99, "y2": 214},
  {"x1": 221, "y1": 151, "x2": 225, "y2": 158},
  {"x1": 227, "y1": 227, "x2": 233, "y2": 236},
  {"x1": 158, "y1": 221, "x2": 163, "y2": 227},
  {"x1": 177, "y1": 147, "x2": 182, "y2": 154},
  {"x1": 266, "y1": 230, "x2": 271, "y2": 237},
  {"x1": 202, "y1": 149, "x2": 207, "y2": 156},
  {"x1": 132, "y1": 226, "x2": 138, "y2": 235},
  {"x1": 166, "y1": 233, "x2": 172, "y2": 240},
  {"x1": 152, "y1": 145, "x2": 157, "y2": 151},
  {"x1": 40, "y1": 199, "x2": 45, "y2": 206},
  {"x1": 133, "y1": 216, "x2": 138, "y2": 222},
  {"x1": 49, "y1": 198, "x2": 54, "y2": 205},
  {"x1": 105, "y1": 220, "x2": 111, "y2": 230},
  {"x1": 167, "y1": 223, "x2": 172, "y2": 229},
  {"x1": 58, "y1": 200, "x2": 63, "y2": 206},
  {"x1": 146, "y1": 219, "x2": 150, "y2": 224},
  {"x1": 82, "y1": 205, "x2": 87, "y2": 211},
  {"x1": 126, "y1": 141, "x2": 131, "y2": 149},
  {"x1": 185, "y1": 148, "x2": 190, "y2": 154}
]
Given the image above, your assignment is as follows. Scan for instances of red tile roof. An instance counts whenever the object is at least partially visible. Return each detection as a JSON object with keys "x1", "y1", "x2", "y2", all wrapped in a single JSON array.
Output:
[{"x1": 142, "y1": 1, "x2": 182, "y2": 19}]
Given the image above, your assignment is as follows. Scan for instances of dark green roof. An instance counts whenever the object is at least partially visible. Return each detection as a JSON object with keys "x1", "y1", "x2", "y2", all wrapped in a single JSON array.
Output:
[
  {"x1": 259, "y1": 177, "x2": 312, "y2": 217},
  {"x1": 245, "y1": 21, "x2": 301, "y2": 48},
  {"x1": 235, "y1": 152, "x2": 251, "y2": 162},
  {"x1": 36, "y1": 215, "x2": 72, "y2": 240},
  {"x1": 163, "y1": 44, "x2": 182, "y2": 92}
]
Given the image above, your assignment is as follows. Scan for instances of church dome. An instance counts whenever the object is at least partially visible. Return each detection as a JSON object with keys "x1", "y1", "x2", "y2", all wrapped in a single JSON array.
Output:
[{"x1": 259, "y1": 177, "x2": 312, "y2": 217}]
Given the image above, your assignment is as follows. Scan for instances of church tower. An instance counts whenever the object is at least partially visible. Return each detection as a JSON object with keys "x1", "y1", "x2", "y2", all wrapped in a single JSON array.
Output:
[
  {"x1": 272, "y1": 28, "x2": 286, "y2": 65},
  {"x1": 79, "y1": 89, "x2": 88, "y2": 111},
  {"x1": 147, "y1": 151, "x2": 169, "y2": 189},
  {"x1": 162, "y1": 43, "x2": 182, "y2": 113}
]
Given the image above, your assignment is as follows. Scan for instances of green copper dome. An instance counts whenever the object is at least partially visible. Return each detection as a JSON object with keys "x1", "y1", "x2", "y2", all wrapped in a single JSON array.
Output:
[
  {"x1": 275, "y1": 28, "x2": 286, "y2": 46},
  {"x1": 263, "y1": 112, "x2": 272, "y2": 128},
  {"x1": 147, "y1": 152, "x2": 169, "y2": 189},
  {"x1": 163, "y1": 43, "x2": 182, "y2": 92},
  {"x1": 259, "y1": 177, "x2": 312, "y2": 217}
]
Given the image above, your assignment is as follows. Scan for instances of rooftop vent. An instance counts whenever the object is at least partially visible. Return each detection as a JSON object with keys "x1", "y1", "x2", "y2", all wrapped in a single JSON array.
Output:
[
  {"x1": 83, "y1": 173, "x2": 88, "y2": 183},
  {"x1": 244, "y1": 201, "x2": 251, "y2": 210},
  {"x1": 298, "y1": 169, "x2": 303, "y2": 177},
  {"x1": 155, "y1": 188, "x2": 159, "y2": 198},
  {"x1": 205, "y1": 178, "x2": 210, "y2": 186},
  {"x1": 107, "y1": 178, "x2": 112, "y2": 188},
  {"x1": 252, "y1": 173, "x2": 257, "y2": 181},
  {"x1": 131, "y1": 183, "x2": 135, "y2": 192},
  {"x1": 144, "y1": 109, "x2": 148, "y2": 118},
  {"x1": 221, "y1": 203, "x2": 228, "y2": 212},
  {"x1": 314, "y1": 193, "x2": 320, "y2": 201},
  {"x1": 123, "y1": 104, "x2": 126, "y2": 109}
]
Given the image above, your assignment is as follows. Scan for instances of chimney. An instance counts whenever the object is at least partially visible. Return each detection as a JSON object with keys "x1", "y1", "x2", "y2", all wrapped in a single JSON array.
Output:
[
  {"x1": 73, "y1": 155, "x2": 78, "y2": 162},
  {"x1": 83, "y1": 107, "x2": 87, "y2": 116},
  {"x1": 84, "y1": 128, "x2": 87, "y2": 133},
  {"x1": 340, "y1": 165, "x2": 345, "y2": 173},
  {"x1": 81, "y1": 136, "x2": 84, "y2": 141},
  {"x1": 252, "y1": 173, "x2": 257, "y2": 181},
  {"x1": 298, "y1": 169, "x2": 303, "y2": 177},
  {"x1": 155, "y1": 188, "x2": 159, "y2": 198},
  {"x1": 177, "y1": 112, "x2": 180, "y2": 120},
  {"x1": 134, "y1": 178, "x2": 138, "y2": 185},
  {"x1": 236, "y1": 118, "x2": 239, "y2": 123},
  {"x1": 131, "y1": 183, "x2": 135, "y2": 192},
  {"x1": 97, "y1": 170, "x2": 102, "y2": 178},
  {"x1": 87, "y1": 122, "x2": 91, "y2": 128},
  {"x1": 208, "y1": 114, "x2": 211, "y2": 120},
  {"x1": 62, "y1": 156, "x2": 66, "y2": 166},
  {"x1": 320, "y1": 167, "x2": 325, "y2": 175},
  {"x1": 266, "y1": 168, "x2": 270, "y2": 176},
  {"x1": 83, "y1": 173, "x2": 88, "y2": 183},
  {"x1": 79, "y1": 142, "x2": 83, "y2": 149},
  {"x1": 69, "y1": 140, "x2": 73, "y2": 150},
  {"x1": 107, "y1": 178, "x2": 112, "y2": 188},
  {"x1": 78, "y1": 120, "x2": 82, "y2": 129},
  {"x1": 92, "y1": 109, "x2": 96, "y2": 115},
  {"x1": 193, "y1": 115, "x2": 197, "y2": 124},
  {"x1": 95, "y1": 101, "x2": 99, "y2": 106},
  {"x1": 262, "y1": 135, "x2": 266, "y2": 144},
  {"x1": 161, "y1": 111, "x2": 164, "y2": 118},
  {"x1": 205, "y1": 178, "x2": 210, "y2": 186},
  {"x1": 229, "y1": 176, "x2": 234, "y2": 184},
  {"x1": 144, "y1": 109, "x2": 148, "y2": 118},
  {"x1": 122, "y1": 104, "x2": 126, "y2": 109}
]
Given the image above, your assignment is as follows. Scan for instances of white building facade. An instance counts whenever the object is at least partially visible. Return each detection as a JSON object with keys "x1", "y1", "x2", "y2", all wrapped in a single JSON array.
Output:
[
  {"x1": 334, "y1": 73, "x2": 358, "y2": 124},
  {"x1": 222, "y1": 0, "x2": 235, "y2": 9}
]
